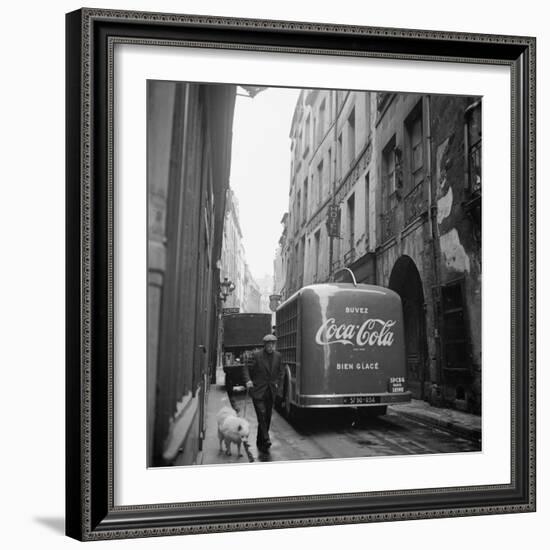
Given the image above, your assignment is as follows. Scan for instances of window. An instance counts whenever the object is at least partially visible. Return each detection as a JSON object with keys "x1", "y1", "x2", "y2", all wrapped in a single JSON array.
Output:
[
  {"x1": 347, "y1": 108, "x2": 356, "y2": 167},
  {"x1": 380, "y1": 137, "x2": 397, "y2": 242},
  {"x1": 304, "y1": 114, "x2": 311, "y2": 156},
  {"x1": 317, "y1": 160, "x2": 324, "y2": 204},
  {"x1": 382, "y1": 137, "x2": 396, "y2": 213},
  {"x1": 365, "y1": 92, "x2": 371, "y2": 139},
  {"x1": 404, "y1": 104, "x2": 426, "y2": 225},
  {"x1": 441, "y1": 280, "x2": 471, "y2": 371},
  {"x1": 318, "y1": 99, "x2": 326, "y2": 144},
  {"x1": 465, "y1": 101, "x2": 481, "y2": 194},
  {"x1": 314, "y1": 230, "x2": 321, "y2": 281},
  {"x1": 406, "y1": 106, "x2": 424, "y2": 190},
  {"x1": 313, "y1": 118, "x2": 317, "y2": 149}
]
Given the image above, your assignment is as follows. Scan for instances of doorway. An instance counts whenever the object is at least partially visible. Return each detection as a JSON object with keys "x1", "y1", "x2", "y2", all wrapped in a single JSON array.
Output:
[{"x1": 388, "y1": 256, "x2": 428, "y2": 400}]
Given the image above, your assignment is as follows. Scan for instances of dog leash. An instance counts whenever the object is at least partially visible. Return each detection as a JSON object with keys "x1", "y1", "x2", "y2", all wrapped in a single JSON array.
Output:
[
  {"x1": 241, "y1": 386, "x2": 255, "y2": 463},
  {"x1": 243, "y1": 386, "x2": 249, "y2": 418}
]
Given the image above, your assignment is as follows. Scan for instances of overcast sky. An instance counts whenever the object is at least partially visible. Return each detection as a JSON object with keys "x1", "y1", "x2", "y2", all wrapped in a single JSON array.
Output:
[{"x1": 228, "y1": 86, "x2": 300, "y2": 283}]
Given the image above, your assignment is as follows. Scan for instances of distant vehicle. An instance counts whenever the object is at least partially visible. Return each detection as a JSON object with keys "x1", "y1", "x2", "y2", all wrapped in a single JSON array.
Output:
[
  {"x1": 222, "y1": 313, "x2": 273, "y2": 389},
  {"x1": 275, "y1": 283, "x2": 411, "y2": 419}
]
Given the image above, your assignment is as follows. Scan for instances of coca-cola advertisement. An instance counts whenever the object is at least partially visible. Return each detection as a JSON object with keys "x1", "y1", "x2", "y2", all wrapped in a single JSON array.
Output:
[{"x1": 301, "y1": 285, "x2": 405, "y2": 396}]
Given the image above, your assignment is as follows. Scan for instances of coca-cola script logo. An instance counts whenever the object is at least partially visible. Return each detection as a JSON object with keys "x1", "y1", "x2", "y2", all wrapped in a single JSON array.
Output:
[{"x1": 315, "y1": 318, "x2": 396, "y2": 347}]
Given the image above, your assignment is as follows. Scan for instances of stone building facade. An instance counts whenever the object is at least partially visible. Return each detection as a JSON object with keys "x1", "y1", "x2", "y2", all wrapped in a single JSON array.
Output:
[
  {"x1": 220, "y1": 188, "x2": 246, "y2": 311},
  {"x1": 147, "y1": 81, "x2": 236, "y2": 466},
  {"x1": 220, "y1": 188, "x2": 263, "y2": 313},
  {"x1": 280, "y1": 89, "x2": 482, "y2": 413},
  {"x1": 273, "y1": 213, "x2": 288, "y2": 298}
]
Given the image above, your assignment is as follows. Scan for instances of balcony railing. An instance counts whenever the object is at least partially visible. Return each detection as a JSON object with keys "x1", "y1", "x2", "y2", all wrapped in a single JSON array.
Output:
[
  {"x1": 343, "y1": 248, "x2": 356, "y2": 266},
  {"x1": 403, "y1": 182, "x2": 428, "y2": 226}
]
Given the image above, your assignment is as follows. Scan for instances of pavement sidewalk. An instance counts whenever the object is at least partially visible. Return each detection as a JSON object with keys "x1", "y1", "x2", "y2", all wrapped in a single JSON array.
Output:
[
  {"x1": 389, "y1": 399, "x2": 481, "y2": 442},
  {"x1": 198, "y1": 368, "x2": 256, "y2": 465}
]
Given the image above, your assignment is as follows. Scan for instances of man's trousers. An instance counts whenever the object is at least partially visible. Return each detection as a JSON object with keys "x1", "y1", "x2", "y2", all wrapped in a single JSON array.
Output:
[{"x1": 252, "y1": 392, "x2": 274, "y2": 451}]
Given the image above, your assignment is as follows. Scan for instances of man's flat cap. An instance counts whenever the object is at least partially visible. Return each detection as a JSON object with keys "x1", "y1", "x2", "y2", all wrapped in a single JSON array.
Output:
[{"x1": 263, "y1": 334, "x2": 277, "y2": 342}]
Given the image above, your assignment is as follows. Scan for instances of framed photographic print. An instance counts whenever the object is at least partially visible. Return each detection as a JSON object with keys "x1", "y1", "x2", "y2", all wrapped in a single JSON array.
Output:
[{"x1": 65, "y1": 7, "x2": 536, "y2": 541}]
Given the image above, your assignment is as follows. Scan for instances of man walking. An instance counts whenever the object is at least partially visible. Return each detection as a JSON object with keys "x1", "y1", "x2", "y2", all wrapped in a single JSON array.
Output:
[{"x1": 244, "y1": 334, "x2": 283, "y2": 454}]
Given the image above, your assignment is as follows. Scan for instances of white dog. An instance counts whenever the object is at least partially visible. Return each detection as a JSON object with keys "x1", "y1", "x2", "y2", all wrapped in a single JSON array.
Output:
[{"x1": 216, "y1": 406, "x2": 250, "y2": 458}]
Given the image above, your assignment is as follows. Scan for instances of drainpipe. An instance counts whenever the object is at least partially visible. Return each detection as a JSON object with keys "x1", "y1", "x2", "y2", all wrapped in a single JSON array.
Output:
[
  {"x1": 426, "y1": 95, "x2": 442, "y2": 388},
  {"x1": 329, "y1": 90, "x2": 338, "y2": 278}
]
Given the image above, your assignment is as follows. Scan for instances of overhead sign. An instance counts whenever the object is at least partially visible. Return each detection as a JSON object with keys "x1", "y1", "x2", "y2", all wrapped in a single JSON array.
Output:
[
  {"x1": 326, "y1": 204, "x2": 340, "y2": 238},
  {"x1": 222, "y1": 307, "x2": 240, "y2": 315}
]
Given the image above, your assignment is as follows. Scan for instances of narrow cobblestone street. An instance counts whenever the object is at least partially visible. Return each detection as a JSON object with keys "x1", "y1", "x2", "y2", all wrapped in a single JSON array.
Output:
[{"x1": 198, "y1": 383, "x2": 480, "y2": 466}]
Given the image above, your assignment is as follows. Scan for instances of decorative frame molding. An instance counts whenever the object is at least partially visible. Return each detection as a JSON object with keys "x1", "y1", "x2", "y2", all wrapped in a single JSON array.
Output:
[{"x1": 66, "y1": 8, "x2": 536, "y2": 541}]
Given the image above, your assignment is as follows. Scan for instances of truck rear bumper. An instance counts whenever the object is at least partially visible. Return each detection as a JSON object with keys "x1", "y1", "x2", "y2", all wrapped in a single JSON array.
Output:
[{"x1": 297, "y1": 391, "x2": 412, "y2": 408}]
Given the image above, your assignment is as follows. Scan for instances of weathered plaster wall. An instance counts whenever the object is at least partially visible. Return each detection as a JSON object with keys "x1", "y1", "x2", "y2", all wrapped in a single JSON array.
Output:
[{"x1": 431, "y1": 95, "x2": 482, "y2": 412}]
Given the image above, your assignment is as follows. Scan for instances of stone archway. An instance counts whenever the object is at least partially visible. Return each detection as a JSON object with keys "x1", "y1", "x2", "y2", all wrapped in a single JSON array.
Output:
[{"x1": 388, "y1": 256, "x2": 428, "y2": 400}]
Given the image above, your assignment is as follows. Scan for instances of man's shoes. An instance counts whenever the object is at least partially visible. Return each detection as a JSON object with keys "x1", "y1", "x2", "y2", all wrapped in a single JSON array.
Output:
[{"x1": 257, "y1": 442, "x2": 271, "y2": 453}]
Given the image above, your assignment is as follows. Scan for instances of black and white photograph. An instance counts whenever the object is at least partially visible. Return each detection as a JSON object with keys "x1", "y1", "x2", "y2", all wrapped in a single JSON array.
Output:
[
  {"x1": 147, "y1": 82, "x2": 482, "y2": 468},
  {"x1": 0, "y1": 0, "x2": 543, "y2": 545}
]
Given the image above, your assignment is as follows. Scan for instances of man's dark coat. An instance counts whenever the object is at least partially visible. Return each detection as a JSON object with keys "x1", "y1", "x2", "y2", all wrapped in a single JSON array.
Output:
[{"x1": 243, "y1": 348, "x2": 283, "y2": 400}]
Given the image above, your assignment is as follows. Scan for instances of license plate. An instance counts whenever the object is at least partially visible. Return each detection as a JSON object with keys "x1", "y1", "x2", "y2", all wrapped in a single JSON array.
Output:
[{"x1": 343, "y1": 396, "x2": 379, "y2": 405}]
